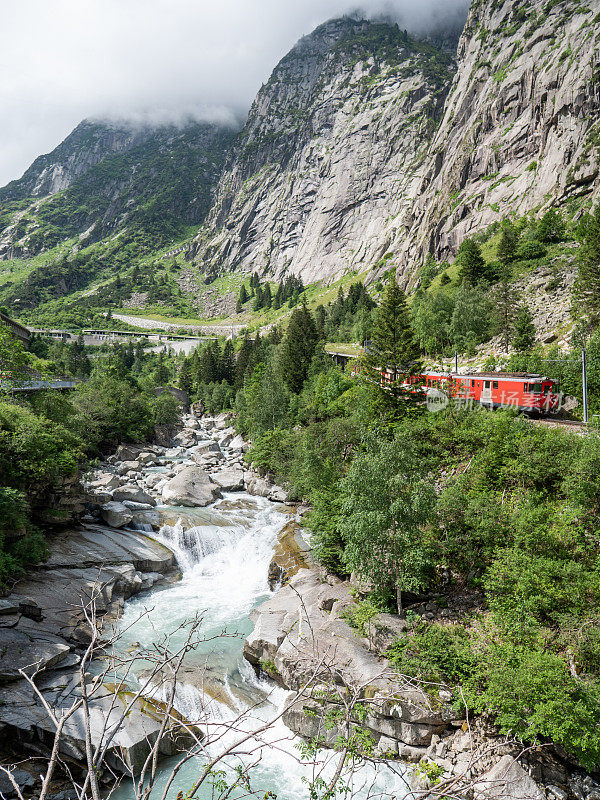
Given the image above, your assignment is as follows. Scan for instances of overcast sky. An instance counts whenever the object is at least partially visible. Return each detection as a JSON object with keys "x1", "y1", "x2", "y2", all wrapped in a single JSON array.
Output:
[{"x1": 0, "y1": 0, "x2": 469, "y2": 187}]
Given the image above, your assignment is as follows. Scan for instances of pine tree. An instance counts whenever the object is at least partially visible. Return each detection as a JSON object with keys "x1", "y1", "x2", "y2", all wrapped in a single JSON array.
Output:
[
  {"x1": 457, "y1": 238, "x2": 487, "y2": 284},
  {"x1": 273, "y1": 283, "x2": 283, "y2": 310},
  {"x1": 238, "y1": 284, "x2": 248, "y2": 305},
  {"x1": 263, "y1": 283, "x2": 272, "y2": 309},
  {"x1": 280, "y1": 302, "x2": 319, "y2": 393},
  {"x1": 253, "y1": 285, "x2": 263, "y2": 311},
  {"x1": 200, "y1": 343, "x2": 216, "y2": 384},
  {"x1": 497, "y1": 225, "x2": 519, "y2": 266},
  {"x1": 365, "y1": 276, "x2": 421, "y2": 409},
  {"x1": 513, "y1": 305, "x2": 536, "y2": 351},
  {"x1": 221, "y1": 340, "x2": 235, "y2": 384},
  {"x1": 575, "y1": 207, "x2": 600, "y2": 325},
  {"x1": 179, "y1": 357, "x2": 194, "y2": 394},
  {"x1": 235, "y1": 334, "x2": 254, "y2": 389}
]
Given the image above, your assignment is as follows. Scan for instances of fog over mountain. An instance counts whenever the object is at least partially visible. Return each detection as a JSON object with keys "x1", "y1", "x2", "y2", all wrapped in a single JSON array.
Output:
[{"x1": 0, "y1": 0, "x2": 469, "y2": 186}]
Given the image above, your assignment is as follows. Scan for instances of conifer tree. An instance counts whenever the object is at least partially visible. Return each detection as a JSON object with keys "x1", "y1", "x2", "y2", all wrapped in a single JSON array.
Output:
[
  {"x1": 365, "y1": 276, "x2": 421, "y2": 409},
  {"x1": 179, "y1": 357, "x2": 194, "y2": 394},
  {"x1": 273, "y1": 283, "x2": 283, "y2": 310},
  {"x1": 235, "y1": 334, "x2": 254, "y2": 389},
  {"x1": 221, "y1": 340, "x2": 235, "y2": 384},
  {"x1": 457, "y1": 238, "x2": 487, "y2": 284},
  {"x1": 497, "y1": 225, "x2": 519, "y2": 266},
  {"x1": 513, "y1": 305, "x2": 536, "y2": 351},
  {"x1": 263, "y1": 283, "x2": 272, "y2": 309},
  {"x1": 253, "y1": 285, "x2": 263, "y2": 311},
  {"x1": 280, "y1": 302, "x2": 319, "y2": 393}
]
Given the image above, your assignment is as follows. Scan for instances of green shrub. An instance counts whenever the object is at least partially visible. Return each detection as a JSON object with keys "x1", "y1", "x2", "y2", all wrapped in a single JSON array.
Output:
[{"x1": 517, "y1": 240, "x2": 547, "y2": 260}]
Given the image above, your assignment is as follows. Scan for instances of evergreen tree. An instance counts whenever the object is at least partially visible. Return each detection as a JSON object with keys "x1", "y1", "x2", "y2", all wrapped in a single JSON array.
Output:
[
  {"x1": 365, "y1": 276, "x2": 421, "y2": 409},
  {"x1": 200, "y1": 343, "x2": 217, "y2": 384},
  {"x1": 537, "y1": 208, "x2": 565, "y2": 243},
  {"x1": 280, "y1": 302, "x2": 319, "y2": 394},
  {"x1": 179, "y1": 357, "x2": 194, "y2": 394},
  {"x1": 263, "y1": 283, "x2": 272, "y2": 309},
  {"x1": 238, "y1": 284, "x2": 248, "y2": 306},
  {"x1": 492, "y1": 264, "x2": 518, "y2": 352},
  {"x1": 497, "y1": 225, "x2": 519, "y2": 266},
  {"x1": 154, "y1": 352, "x2": 170, "y2": 386},
  {"x1": 513, "y1": 305, "x2": 536, "y2": 351},
  {"x1": 253, "y1": 285, "x2": 263, "y2": 311},
  {"x1": 221, "y1": 340, "x2": 235, "y2": 384},
  {"x1": 457, "y1": 238, "x2": 487, "y2": 284},
  {"x1": 235, "y1": 334, "x2": 254, "y2": 389},
  {"x1": 273, "y1": 283, "x2": 283, "y2": 310},
  {"x1": 575, "y1": 207, "x2": 600, "y2": 325}
]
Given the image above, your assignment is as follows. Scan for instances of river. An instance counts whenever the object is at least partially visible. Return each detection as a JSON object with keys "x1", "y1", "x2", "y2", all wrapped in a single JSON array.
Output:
[{"x1": 106, "y1": 487, "x2": 408, "y2": 800}]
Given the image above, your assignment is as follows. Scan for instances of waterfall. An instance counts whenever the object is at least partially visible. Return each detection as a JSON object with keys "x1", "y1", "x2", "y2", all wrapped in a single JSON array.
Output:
[{"x1": 111, "y1": 492, "x2": 408, "y2": 800}]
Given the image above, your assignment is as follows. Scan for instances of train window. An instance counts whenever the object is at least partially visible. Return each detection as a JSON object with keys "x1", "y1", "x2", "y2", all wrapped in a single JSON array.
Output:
[
  {"x1": 493, "y1": 381, "x2": 498, "y2": 389},
  {"x1": 544, "y1": 385, "x2": 550, "y2": 394},
  {"x1": 484, "y1": 381, "x2": 491, "y2": 389},
  {"x1": 471, "y1": 380, "x2": 475, "y2": 387},
  {"x1": 529, "y1": 383, "x2": 542, "y2": 393},
  {"x1": 524, "y1": 383, "x2": 528, "y2": 392}
]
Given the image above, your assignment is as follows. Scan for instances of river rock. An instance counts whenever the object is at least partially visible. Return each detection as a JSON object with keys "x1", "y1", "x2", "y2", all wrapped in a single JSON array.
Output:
[
  {"x1": 112, "y1": 485, "x2": 156, "y2": 506},
  {"x1": 115, "y1": 444, "x2": 142, "y2": 462},
  {"x1": 86, "y1": 472, "x2": 120, "y2": 491},
  {"x1": 229, "y1": 435, "x2": 248, "y2": 452},
  {"x1": 246, "y1": 569, "x2": 455, "y2": 749},
  {"x1": 162, "y1": 466, "x2": 221, "y2": 507},
  {"x1": 473, "y1": 755, "x2": 545, "y2": 800},
  {"x1": 211, "y1": 468, "x2": 245, "y2": 491},
  {"x1": 0, "y1": 629, "x2": 71, "y2": 680},
  {"x1": 100, "y1": 501, "x2": 133, "y2": 528},
  {"x1": 246, "y1": 475, "x2": 271, "y2": 497},
  {"x1": 0, "y1": 768, "x2": 35, "y2": 797}
]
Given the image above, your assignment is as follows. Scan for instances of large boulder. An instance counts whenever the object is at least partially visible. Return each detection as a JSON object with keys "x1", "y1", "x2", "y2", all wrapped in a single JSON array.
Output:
[
  {"x1": 473, "y1": 755, "x2": 545, "y2": 800},
  {"x1": 211, "y1": 468, "x2": 245, "y2": 491},
  {"x1": 246, "y1": 475, "x2": 271, "y2": 498},
  {"x1": 112, "y1": 485, "x2": 156, "y2": 507},
  {"x1": 229, "y1": 435, "x2": 248, "y2": 452},
  {"x1": 115, "y1": 444, "x2": 142, "y2": 462},
  {"x1": 162, "y1": 466, "x2": 221, "y2": 507},
  {"x1": 86, "y1": 472, "x2": 120, "y2": 491},
  {"x1": 100, "y1": 501, "x2": 133, "y2": 529}
]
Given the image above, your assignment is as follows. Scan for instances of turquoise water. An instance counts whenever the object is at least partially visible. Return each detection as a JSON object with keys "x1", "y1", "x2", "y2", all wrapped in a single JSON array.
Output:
[{"x1": 108, "y1": 494, "x2": 408, "y2": 800}]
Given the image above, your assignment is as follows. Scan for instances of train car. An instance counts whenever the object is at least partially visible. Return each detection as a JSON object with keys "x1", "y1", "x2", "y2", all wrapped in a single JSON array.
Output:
[
  {"x1": 352, "y1": 363, "x2": 561, "y2": 415},
  {"x1": 408, "y1": 371, "x2": 561, "y2": 414}
]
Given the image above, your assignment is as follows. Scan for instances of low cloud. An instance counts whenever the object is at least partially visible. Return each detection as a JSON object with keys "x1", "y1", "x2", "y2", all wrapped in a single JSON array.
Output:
[{"x1": 0, "y1": 0, "x2": 470, "y2": 186}]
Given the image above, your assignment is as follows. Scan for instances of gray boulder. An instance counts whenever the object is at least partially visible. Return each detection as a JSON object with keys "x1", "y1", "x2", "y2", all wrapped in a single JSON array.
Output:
[
  {"x1": 246, "y1": 475, "x2": 271, "y2": 498},
  {"x1": 112, "y1": 486, "x2": 156, "y2": 507},
  {"x1": 100, "y1": 501, "x2": 133, "y2": 529},
  {"x1": 211, "y1": 468, "x2": 245, "y2": 491},
  {"x1": 473, "y1": 756, "x2": 545, "y2": 800},
  {"x1": 162, "y1": 466, "x2": 221, "y2": 507},
  {"x1": 229, "y1": 434, "x2": 248, "y2": 452}
]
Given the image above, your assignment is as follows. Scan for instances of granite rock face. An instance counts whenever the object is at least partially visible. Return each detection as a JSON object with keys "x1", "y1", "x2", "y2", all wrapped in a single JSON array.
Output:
[
  {"x1": 191, "y1": 3, "x2": 600, "y2": 288},
  {"x1": 191, "y1": 18, "x2": 456, "y2": 285}
]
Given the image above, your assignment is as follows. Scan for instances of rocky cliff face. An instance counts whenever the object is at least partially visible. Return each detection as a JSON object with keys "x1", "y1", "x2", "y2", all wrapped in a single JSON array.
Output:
[
  {"x1": 191, "y1": 19, "x2": 456, "y2": 284},
  {"x1": 192, "y1": 1, "x2": 600, "y2": 287},
  {"x1": 395, "y1": 0, "x2": 600, "y2": 276},
  {"x1": 0, "y1": 119, "x2": 150, "y2": 201},
  {"x1": 0, "y1": 119, "x2": 236, "y2": 258}
]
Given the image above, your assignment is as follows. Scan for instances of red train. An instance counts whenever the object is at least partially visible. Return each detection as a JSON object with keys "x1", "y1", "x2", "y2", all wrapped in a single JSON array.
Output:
[{"x1": 354, "y1": 365, "x2": 562, "y2": 414}]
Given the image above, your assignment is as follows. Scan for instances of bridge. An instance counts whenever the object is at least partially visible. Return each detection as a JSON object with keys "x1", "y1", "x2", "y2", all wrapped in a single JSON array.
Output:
[
  {"x1": 1, "y1": 379, "x2": 78, "y2": 393},
  {"x1": 1, "y1": 312, "x2": 31, "y2": 346}
]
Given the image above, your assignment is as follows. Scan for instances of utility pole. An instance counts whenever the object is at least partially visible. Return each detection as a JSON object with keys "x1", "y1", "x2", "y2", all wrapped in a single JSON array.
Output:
[
  {"x1": 582, "y1": 348, "x2": 589, "y2": 424},
  {"x1": 455, "y1": 351, "x2": 458, "y2": 374}
]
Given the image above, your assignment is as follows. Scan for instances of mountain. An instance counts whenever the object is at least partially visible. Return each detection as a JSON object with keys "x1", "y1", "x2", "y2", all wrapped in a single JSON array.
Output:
[
  {"x1": 191, "y1": 0, "x2": 600, "y2": 287},
  {"x1": 0, "y1": 119, "x2": 236, "y2": 259},
  {"x1": 190, "y1": 18, "x2": 457, "y2": 284},
  {"x1": 395, "y1": 0, "x2": 600, "y2": 274}
]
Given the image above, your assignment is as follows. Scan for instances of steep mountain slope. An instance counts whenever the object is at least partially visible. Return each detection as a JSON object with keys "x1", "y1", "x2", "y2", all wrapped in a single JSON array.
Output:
[
  {"x1": 190, "y1": 19, "x2": 456, "y2": 284},
  {"x1": 0, "y1": 119, "x2": 236, "y2": 259},
  {"x1": 396, "y1": 0, "x2": 600, "y2": 274},
  {"x1": 191, "y1": 1, "x2": 600, "y2": 288}
]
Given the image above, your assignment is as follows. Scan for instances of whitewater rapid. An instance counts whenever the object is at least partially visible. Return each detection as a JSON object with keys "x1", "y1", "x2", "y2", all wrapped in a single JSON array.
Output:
[{"x1": 109, "y1": 492, "x2": 408, "y2": 800}]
